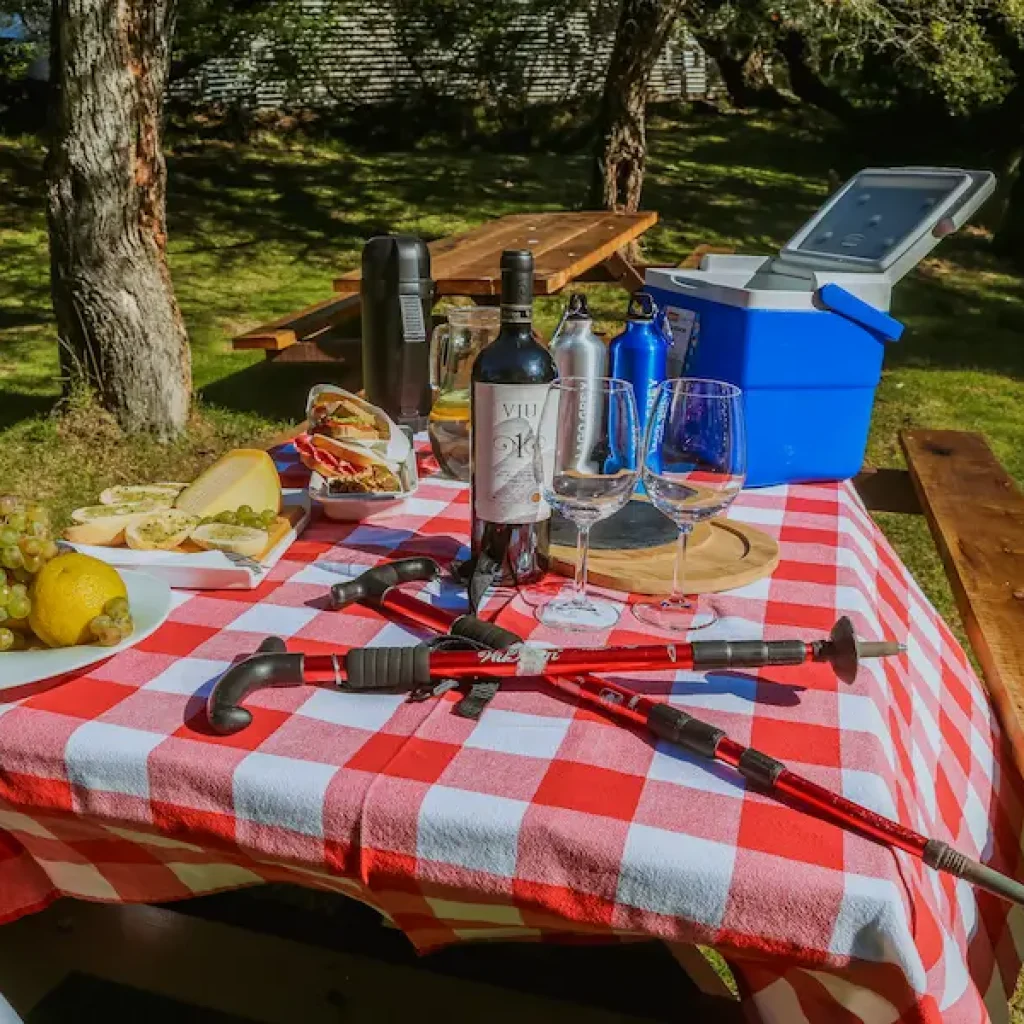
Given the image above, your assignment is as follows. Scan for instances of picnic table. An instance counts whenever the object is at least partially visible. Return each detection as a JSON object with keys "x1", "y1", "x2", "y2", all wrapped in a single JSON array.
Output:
[
  {"x1": 232, "y1": 211, "x2": 657, "y2": 361},
  {"x1": 0, "y1": 438, "x2": 1020, "y2": 1024}
]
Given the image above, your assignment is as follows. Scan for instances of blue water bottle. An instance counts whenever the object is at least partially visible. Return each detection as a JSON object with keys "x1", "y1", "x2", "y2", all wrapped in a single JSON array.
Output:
[{"x1": 609, "y1": 292, "x2": 668, "y2": 440}]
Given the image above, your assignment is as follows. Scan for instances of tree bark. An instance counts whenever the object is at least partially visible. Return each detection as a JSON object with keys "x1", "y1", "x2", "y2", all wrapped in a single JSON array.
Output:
[
  {"x1": 776, "y1": 28, "x2": 856, "y2": 125},
  {"x1": 590, "y1": 0, "x2": 684, "y2": 213},
  {"x1": 694, "y1": 34, "x2": 785, "y2": 110},
  {"x1": 47, "y1": 0, "x2": 191, "y2": 439}
]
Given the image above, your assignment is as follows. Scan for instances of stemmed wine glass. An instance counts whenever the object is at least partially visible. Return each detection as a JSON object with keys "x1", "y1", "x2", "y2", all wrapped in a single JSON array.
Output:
[
  {"x1": 633, "y1": 378, "x2": 746, "y2": 632},
  {"x1": 533, "y1": 377, "x2": 640, "y2": 631}
]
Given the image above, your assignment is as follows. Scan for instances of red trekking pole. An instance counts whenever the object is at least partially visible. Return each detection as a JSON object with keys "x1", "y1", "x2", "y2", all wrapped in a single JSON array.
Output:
[{"x1": 205, "y1": 558, "x2": 1024, "y2": 908}]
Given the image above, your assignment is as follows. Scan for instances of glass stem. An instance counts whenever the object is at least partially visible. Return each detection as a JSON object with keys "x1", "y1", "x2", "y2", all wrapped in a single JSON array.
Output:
[
  {"x1": 670, "y1": 524, "x2": 692, "y2": 604},
  {"x1": 575, "y1": 523, "x2": 591, "y2": 602}
]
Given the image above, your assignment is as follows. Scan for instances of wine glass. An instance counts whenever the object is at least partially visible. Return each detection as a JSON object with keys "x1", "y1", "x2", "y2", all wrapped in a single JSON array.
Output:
[
  {"x1": 633, "y1": 378, "x2": 746, "y2": 632},
  {"x1": 533, "y1": 377, "x2": 640, "y2": 631}
]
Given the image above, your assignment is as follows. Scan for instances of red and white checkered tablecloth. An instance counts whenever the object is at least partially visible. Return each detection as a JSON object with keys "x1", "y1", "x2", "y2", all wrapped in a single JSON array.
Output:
[{"x1": 1, "y1": 442, "x2": 1022, "y2": 1023}]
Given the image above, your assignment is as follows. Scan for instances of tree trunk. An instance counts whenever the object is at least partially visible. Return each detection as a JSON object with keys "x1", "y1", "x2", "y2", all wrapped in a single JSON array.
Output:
[
  {"x1": 776, "y1": 29, "x2": 856, "y2": 125},
  {"x1": 695, "y1": 35, "x2": 785, "y2": 110},
  {"x1": 47, "y1": 0, "x2": 191, "y2": 439},
  {"x1": 590, "y1": 0, "x2": 684, "y2": 214}
]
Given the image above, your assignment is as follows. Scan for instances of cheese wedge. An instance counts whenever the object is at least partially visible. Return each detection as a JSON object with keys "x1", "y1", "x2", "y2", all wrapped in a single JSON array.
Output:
[{"x1": 174, "y1": 449, "x2": 282, "y2": 519}]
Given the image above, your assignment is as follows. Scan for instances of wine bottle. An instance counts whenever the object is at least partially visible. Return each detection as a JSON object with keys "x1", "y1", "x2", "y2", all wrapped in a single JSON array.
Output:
[{"x1": 470, "y1": 250, "x2": 558, "y2": 586}]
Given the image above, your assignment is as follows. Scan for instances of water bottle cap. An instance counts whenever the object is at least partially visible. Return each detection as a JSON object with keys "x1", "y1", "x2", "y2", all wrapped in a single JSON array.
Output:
[
  {"x1": 566, "y1": 293, "x2": 591, "y2": 320},
  {"x1": 627, "y1": 292, "x2": 657, "y2": 321}
]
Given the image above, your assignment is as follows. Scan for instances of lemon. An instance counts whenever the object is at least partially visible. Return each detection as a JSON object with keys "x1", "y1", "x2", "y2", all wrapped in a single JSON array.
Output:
[{"x1": 29, "y1": 553, "x2": 128, "y2": 648}]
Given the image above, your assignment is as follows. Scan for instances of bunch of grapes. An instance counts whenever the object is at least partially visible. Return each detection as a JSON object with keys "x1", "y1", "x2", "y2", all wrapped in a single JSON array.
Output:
[
  {"x1": 198, "y1": 505, "x2": 276, "y2": 531},
  {"x1": 89, "y1": 596, "x2": 134, "y2": 648},
  {"x1": 0, "y1": 497, "x2": 60, "y2": 652}
]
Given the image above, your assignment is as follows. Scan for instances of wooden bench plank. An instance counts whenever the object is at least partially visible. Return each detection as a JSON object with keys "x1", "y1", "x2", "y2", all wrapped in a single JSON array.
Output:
[
  {"x1": 900, "y1": 429, "x2": 1024, "y2": 778},
  {"x1": 232, "y1": 294, "x2": 361, "y2": 353}
]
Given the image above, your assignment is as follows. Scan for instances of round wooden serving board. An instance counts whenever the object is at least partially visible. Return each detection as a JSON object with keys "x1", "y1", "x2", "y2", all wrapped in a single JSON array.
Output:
[{"x1": 544, "y1": 517, "x2": 779, "y2": 596}]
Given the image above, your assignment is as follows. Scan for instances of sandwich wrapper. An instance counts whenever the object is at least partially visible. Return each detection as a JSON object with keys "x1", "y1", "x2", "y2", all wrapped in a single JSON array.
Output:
[
  {"x1": 305, "y1": 385, "x2": 412, "y2": 469},
  {"x1": 304, "y1": 386, "x2": 419, "y2": 518}
]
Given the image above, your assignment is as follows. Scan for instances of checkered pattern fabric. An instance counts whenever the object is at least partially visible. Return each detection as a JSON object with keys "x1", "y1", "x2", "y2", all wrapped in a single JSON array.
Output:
[{"x1": 0, "y1": 442, "x2": 1021, "y2": 1024}]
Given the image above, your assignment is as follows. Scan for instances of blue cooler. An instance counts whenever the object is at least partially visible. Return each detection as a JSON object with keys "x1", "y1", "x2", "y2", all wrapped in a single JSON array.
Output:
[{"x1": 645, "y1": 167, "x2": 995, "y2": 487}]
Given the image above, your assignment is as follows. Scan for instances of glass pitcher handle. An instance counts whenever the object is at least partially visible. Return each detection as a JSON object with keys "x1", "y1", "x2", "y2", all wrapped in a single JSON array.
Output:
[{"x1": 429, "y1": 323, "x2": 450, "y2": 393}]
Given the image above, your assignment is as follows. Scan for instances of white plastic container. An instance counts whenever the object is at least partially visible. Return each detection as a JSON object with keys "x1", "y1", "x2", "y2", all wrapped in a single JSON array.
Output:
[{"x1": 309, "y1": 445, "x2": 419, "y2": 521}]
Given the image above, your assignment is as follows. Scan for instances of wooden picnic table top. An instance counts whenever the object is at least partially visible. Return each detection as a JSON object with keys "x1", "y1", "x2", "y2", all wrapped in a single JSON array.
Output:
[{"x1": 332, "y1": 211, "x2": 658, "y2": 297}]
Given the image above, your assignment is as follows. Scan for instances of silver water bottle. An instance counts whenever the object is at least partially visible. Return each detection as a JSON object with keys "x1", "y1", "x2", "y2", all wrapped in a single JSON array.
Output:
[{"x1": 549, "y1": 293, "x2": 608, "y2": 472}]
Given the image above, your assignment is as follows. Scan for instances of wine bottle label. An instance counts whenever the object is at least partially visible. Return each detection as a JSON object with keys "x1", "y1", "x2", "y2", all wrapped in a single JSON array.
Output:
[
  {"x1": 473, "y1": 382, "x2": 554, "y2": 524},
  {"x1": 501, "y1": 305, "x2": 532, "y2": 325}
]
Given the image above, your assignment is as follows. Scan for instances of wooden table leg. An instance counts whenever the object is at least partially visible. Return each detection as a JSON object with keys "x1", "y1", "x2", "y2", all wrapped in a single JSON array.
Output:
[
  {"x1": 601, "y1": 249, "x2": 647, "y2": 293},
  {"x1": 665, "y1": 942, "x2": 739, "y2": 1001}
]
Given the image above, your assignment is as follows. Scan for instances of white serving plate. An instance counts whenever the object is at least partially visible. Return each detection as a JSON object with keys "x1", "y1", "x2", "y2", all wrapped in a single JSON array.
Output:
[
  {"x1": 69, "y1": 491, "x2": 311, "y2": 590},
  {"x1": 309, "y1": 447, "x2": 419, "y2": 521},
  {"x1": 0, "y1": 570, "x2": 172, "y2": 691}
]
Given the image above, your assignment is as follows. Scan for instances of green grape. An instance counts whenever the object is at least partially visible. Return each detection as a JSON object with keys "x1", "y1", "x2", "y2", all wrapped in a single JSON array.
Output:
[
  {"x1": 0, "y1": 528, "x2": 18, "y2": 548},
  {"x1": 5, "y1": 513, "x2": 25, "y2": 532},
  {"x1": 215, "y1": 510, "x2": 236, "y2": 525},
  {"x1": 0, "y1": 628, "x2": 13, "y2": 652},
  {"x1": 0, "y1": 496, "x2": 20, "y2": 516},
  {"x1": 97, "y1": 626, "x2": 122, "y2": 647},
  {"x1": 261, "y1": 509, "x2": 277, "y2": 525},
  {"x1": 1, "y1": 547, "x2": 22, "y2": 570},
  {"x1": 8, "y1": 595, "x2": 30, "y2": 620},
  {"x1": 21, "y1": 555, "x2": 41, "y2": 574},
  {"x1": 114, "y1": 617, "x2": 133, "y2": 637},
  {"x1": 40, "y1": 540, "x2": 59, "y2": 561},
  {"x1": 104, "y1": 597, "x2": 129, "y2": 619},
  {"x1": 10, "y1": 583, "x2": 27, "y2": 600},
  {"x1": 19, "y1": 537, "x2": 40, "y2": 557},
  {"x1": 26, "y1": 520, "x2": 49, "y2": 540},
  {"x1": 0, "y1": 608, "x2": 7, "y2": 624},
  {"x1": 0, "y1": 585, "x2": 11, "y2": 607},
  {"x1": 25, "y1": 504, "x2": 48, "y2": 525},
  {"x1": 236, "y1": 505, "x2": 253, "y2": 518},
  {"x1": 90, "y1": 614, "x2": 114, "y2": 637}
]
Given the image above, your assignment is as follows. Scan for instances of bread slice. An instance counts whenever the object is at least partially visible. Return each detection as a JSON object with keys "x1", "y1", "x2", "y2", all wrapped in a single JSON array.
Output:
[
  {"x1": 100, "y1": 484, "x2": 185, "y2": 506},
  {"x1": 190, "y1": 523, "x2": 268, "y2": 558},
  {"x1": 125, "y1": 510, "x2": 199, "y2": 551},
  {"x1": 64, "y1": 501, "x2": 167, "y2": 546}
]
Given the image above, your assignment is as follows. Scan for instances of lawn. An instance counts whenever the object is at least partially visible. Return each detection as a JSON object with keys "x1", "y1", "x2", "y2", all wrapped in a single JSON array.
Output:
[
  {"x1": 2, "y1": 105, "x2": 1024, "y2": 1014},
  {"x1": 3, "y1": 107, "x2": 1024, "y2": 631}
]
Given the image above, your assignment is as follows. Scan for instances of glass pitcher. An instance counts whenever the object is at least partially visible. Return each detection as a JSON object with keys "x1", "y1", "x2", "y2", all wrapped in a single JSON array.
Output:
[{"x1": 428, "y1": 306, "x2": 500, "y2": 480}]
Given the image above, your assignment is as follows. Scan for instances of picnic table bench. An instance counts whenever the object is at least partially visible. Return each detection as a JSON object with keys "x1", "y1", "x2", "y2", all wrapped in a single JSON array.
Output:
[{"x1": 231, "y1": 211, "x2": 657, "y2": 361}]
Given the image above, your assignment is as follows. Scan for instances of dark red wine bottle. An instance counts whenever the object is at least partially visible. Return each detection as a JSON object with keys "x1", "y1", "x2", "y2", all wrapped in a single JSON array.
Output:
[{"x1": 470, "y1": 250, "x2": 557, "y2": 586}]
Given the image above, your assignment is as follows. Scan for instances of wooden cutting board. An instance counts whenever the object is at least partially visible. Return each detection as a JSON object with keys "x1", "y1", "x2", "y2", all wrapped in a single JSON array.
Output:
[
  {"x1": 177, "y1": 504, "x2": 307, "y2": 561},
  {"x1": 544, "y1": 516, "x2": 779, "y2": 595}
]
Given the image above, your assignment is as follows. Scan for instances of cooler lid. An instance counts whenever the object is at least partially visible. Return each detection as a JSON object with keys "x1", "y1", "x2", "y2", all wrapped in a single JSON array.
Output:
[{"x1": 775, "y1": 167, "x2": 995, "y2": 284}]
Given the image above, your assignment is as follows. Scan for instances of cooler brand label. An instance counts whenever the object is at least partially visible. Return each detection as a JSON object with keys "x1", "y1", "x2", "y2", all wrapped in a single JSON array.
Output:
[
  {"x1": 501, "y1": 305, "x2": 532, "y2": 324},
  {"x1": 473, "y1": 382, "x2": 554, "y2": 524},
  {"x1": 665, "y1": 306, "x2": 698, "y2": 374}
]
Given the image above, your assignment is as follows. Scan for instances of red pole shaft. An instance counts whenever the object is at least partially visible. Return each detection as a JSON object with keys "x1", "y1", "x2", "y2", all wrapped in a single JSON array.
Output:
[{"x1": 363, "y1": 590, "x2": 932, "y2": 861}]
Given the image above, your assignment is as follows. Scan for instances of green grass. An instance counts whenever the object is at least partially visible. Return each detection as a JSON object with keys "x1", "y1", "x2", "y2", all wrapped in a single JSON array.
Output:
[
  {"x1": 3, "y1": 108, "x2": 1024, "y2": 624},
  {"x1": 2, "y1": 106, "x2": 1024, "y2": 1015}
]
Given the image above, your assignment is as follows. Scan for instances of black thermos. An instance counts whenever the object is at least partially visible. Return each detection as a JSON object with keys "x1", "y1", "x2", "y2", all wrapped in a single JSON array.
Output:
[{"x1": 360, "y1": 235, "x2": 434, "y2": 431}]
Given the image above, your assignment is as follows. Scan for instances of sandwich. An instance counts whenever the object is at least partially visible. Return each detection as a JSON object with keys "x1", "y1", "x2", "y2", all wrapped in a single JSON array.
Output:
[
  {"x1": 308, "y1": 390, "x2": 386, "y2": 442},
  {"x1": 295, "y1": 434, "x2": 403, "y2": 494}
]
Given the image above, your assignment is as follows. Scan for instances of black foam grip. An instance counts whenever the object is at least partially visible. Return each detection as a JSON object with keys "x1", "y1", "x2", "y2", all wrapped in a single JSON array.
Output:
[
  {"x1": 344, "y1": 645, "x2": 431, "y2": 691},
  {"x1": 449, "y1": 615, "x2": 522, "y2": 650},
  {"x1": 691, "y1": 639, "x2": 808, "y2": 671},
  {"x1": 207, "y1": 645, "x2": 305, "y2": 735},
  {"x1": 646, "y1": 703, "x2": 724, "y2": 758},
  {"x1": 737, "y1": 748, "x2": 785, "y2": 788},
  {"x1": 331, "y1": 557, "x2": 441, "y2": 610}
]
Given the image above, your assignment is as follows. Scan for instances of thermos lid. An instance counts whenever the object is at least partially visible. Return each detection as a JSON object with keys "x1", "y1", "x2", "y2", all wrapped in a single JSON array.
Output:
[
  {"x1": 362, "y1": 235, "x2": 431, "y2": 283},
  {"x1": 500, "y1": 249, "x2": 534, "y2": 274},
  {"x1": 627, "y1": 292, "x2": 657, "y2": 321},
  {"x1": 566, "y1": 293, "x2": 591, "y2": 320}
]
